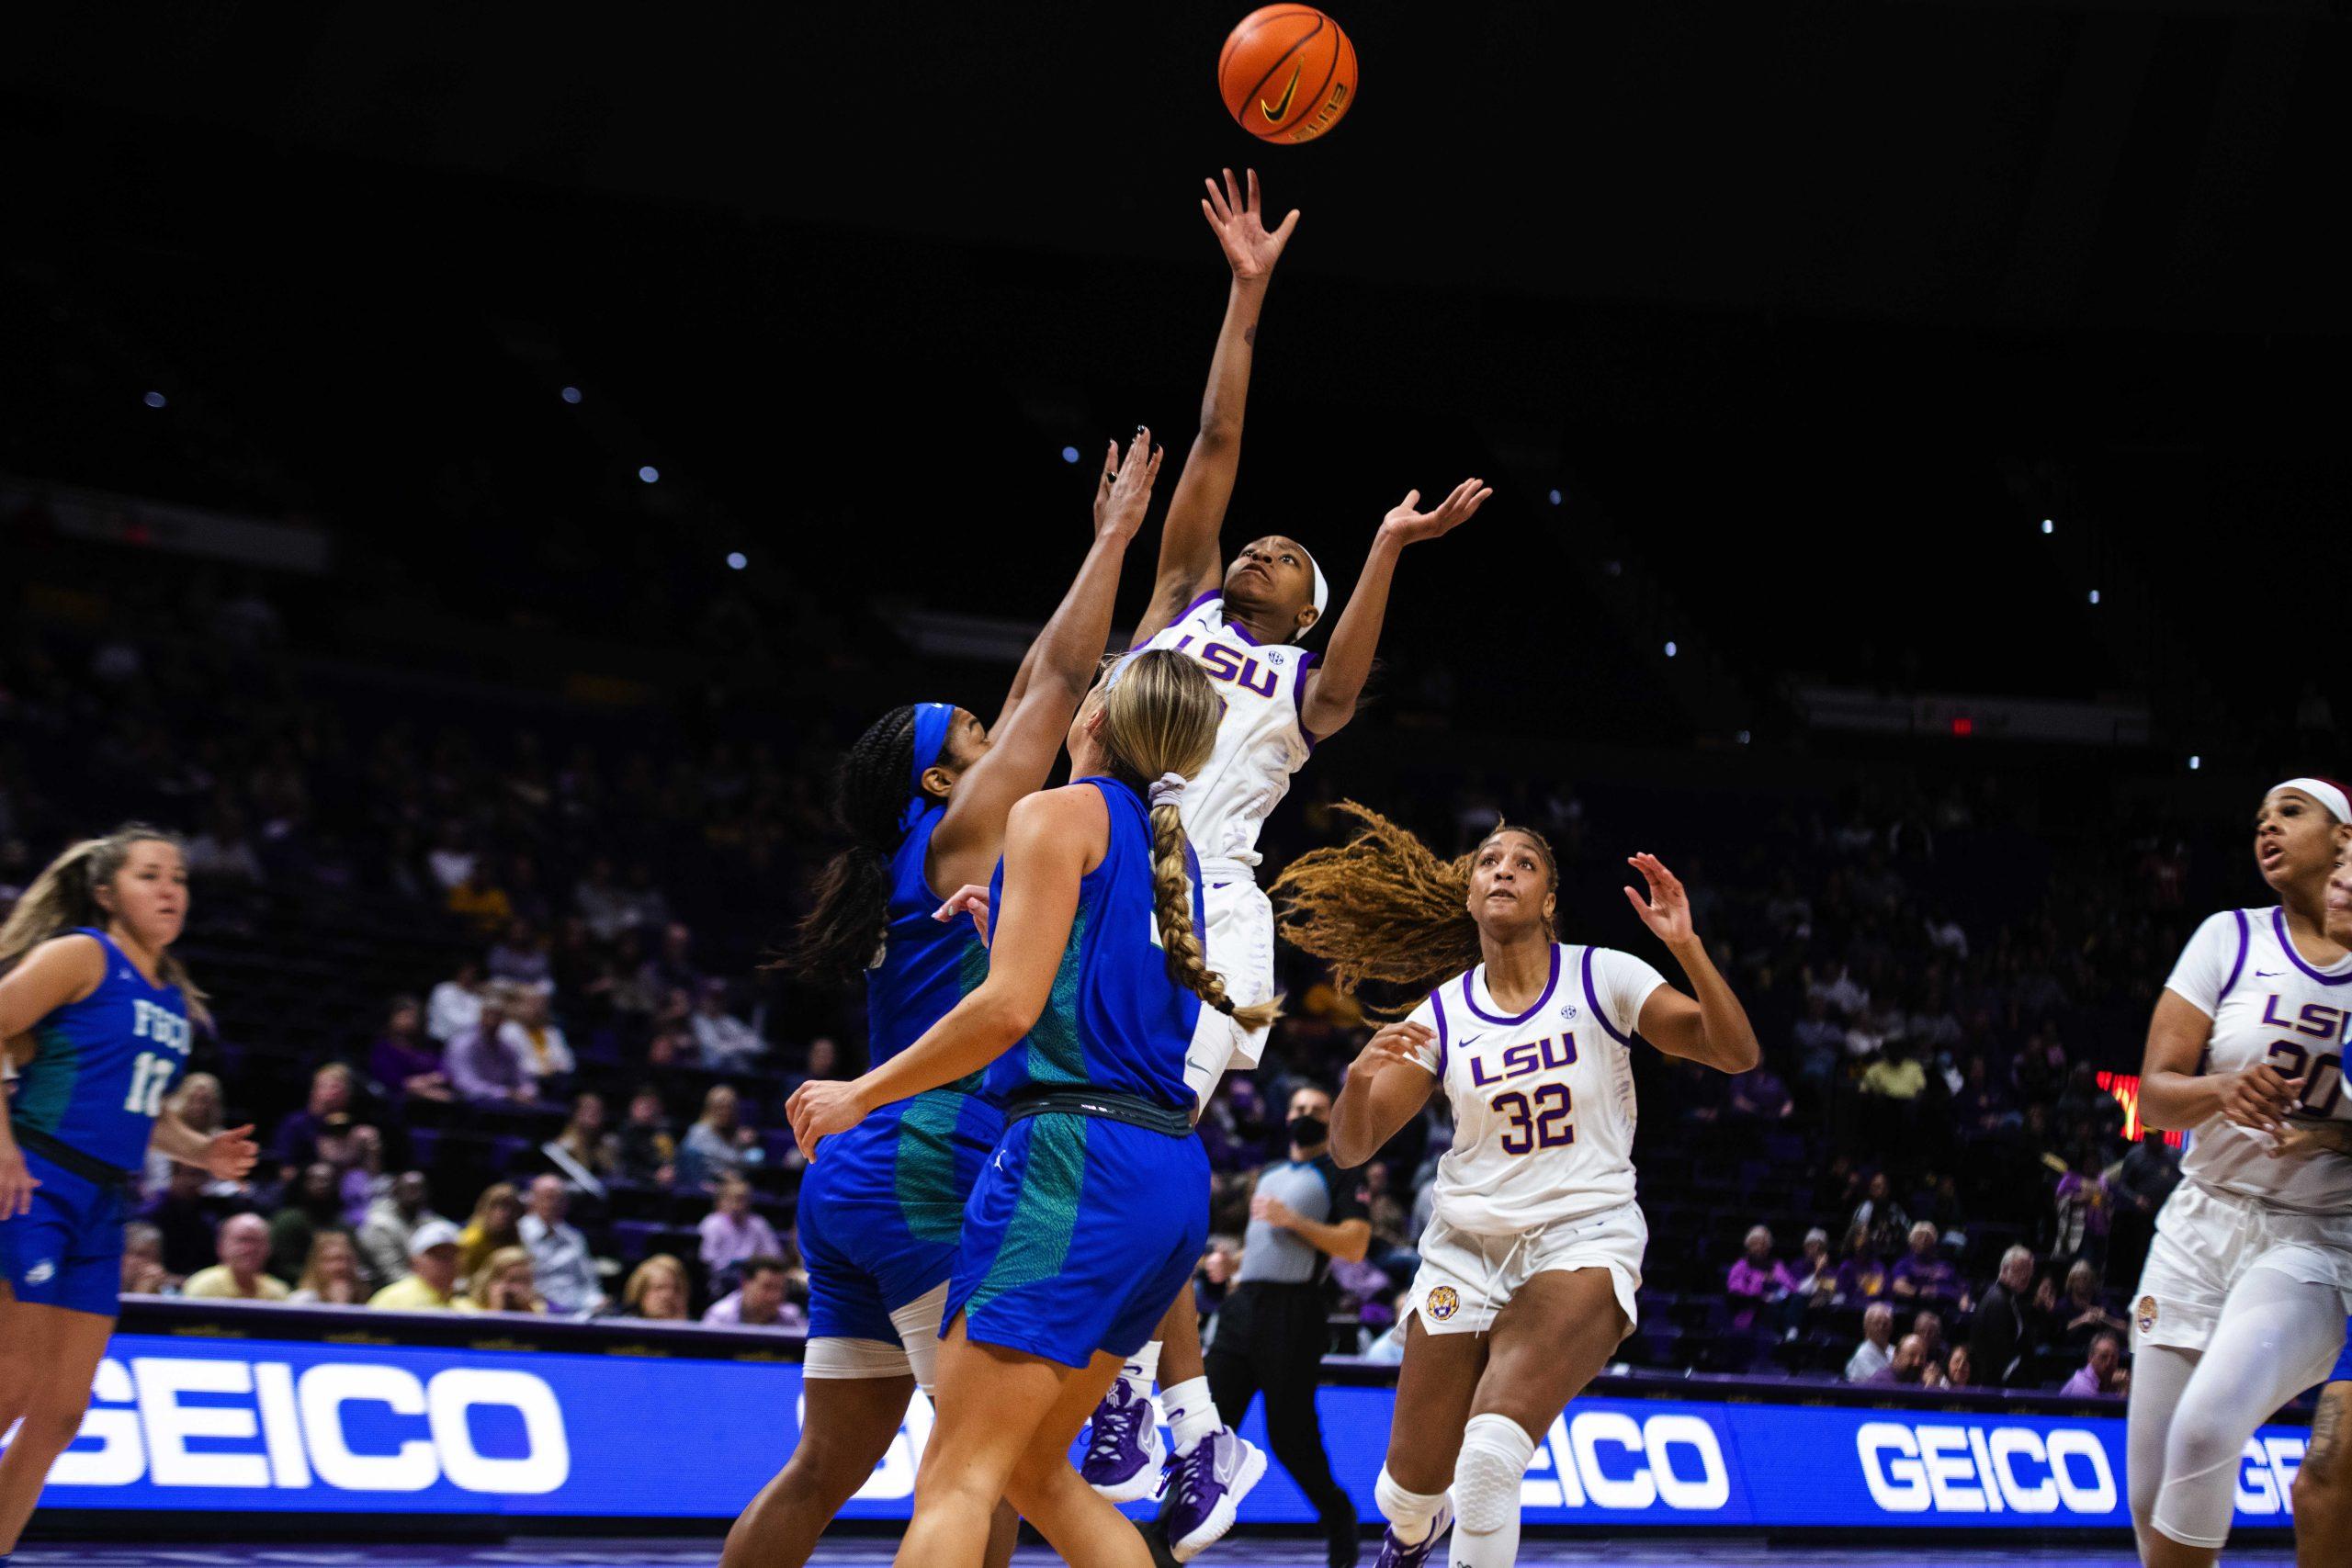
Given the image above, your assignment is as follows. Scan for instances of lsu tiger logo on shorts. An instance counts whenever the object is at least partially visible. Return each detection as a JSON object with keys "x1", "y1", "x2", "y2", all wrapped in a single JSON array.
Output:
[
  {"x1": 2135, "y1": 1295, "x2": 2158, "y2": 1334},
  {"x1": 1427, "y1": 1285, "x2": 1460, "y2": 1322}
]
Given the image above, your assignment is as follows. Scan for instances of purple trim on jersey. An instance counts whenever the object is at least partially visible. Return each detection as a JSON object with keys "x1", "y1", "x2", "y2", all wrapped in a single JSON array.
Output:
[
  {"x1": 2216, "y1": 908, "x2": 2251, "y2": 1003},
  {"x1": 1223, "y1": 615, "x2": 1264, "y2": 649},
  {"x1": 1175, "y1": 589, "x2": 1223, "y2": 624},
  {"x1": 1462, "y1": 943, "x2": 1562, "y2": 1026},
  {"x1": 1295, "y1": 649, "x2": 1324, "y2": 747},
  {"x1": 1584, "y1": 945, "x2": 1634, "y2": 1047},
  {"x1": 2273, "y1": 907, "x2": 2352, "y2": 986},
  {"x1": 1430, "y1": 987, "x2": 1450, "y2": 1080}
]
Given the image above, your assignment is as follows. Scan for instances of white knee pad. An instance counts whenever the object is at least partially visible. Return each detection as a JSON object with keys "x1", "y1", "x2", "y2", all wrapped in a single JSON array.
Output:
[
  {"x1": 1453, "y1": 1413, "x2": 1536, "y2": 1536},
  {"x1": 889, "y1": 1280, "x2": 949, "y2": 1396},
  {"x1": 802, "y1": 1337, "x2": 912, "y2": 1381},
  {"x1": 1375, "y1": 1464, "x2": 1449, "y2": 1534}
]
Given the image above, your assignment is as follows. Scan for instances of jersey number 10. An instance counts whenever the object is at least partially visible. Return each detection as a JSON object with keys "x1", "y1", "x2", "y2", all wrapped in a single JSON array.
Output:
[
  {"x1": 123, "y1": 1053, "x2": 173, "y2": 1118},
  {"x1": 1492, "y1": 1083, "x2": 1575, "y2": 1155}
]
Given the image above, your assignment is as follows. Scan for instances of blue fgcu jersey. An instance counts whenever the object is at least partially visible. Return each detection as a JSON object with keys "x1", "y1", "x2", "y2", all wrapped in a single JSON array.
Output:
[{"x1": 11, "y1": 927, "x2": 192, "y2": 1172}]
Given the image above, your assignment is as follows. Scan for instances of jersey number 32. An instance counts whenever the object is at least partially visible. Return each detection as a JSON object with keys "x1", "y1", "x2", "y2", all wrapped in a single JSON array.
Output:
[{"x1": 1492, "y1": 1083, "x2": 1575, "y2": 1155}]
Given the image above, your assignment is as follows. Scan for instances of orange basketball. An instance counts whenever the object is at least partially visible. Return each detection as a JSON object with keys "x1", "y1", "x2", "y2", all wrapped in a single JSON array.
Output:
[{"x1": 1218, "y1": 6, "x2": 1357, "y2": 145}]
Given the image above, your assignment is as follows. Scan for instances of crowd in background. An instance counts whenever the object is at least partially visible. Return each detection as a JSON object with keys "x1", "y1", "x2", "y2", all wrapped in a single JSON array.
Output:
[{"x1": 0, "y1": 575, "x2": 2246, "y2": 1396}]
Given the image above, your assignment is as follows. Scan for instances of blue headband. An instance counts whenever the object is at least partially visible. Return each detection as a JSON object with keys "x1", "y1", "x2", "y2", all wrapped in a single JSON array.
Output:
[{"x1": 901, "y1": 703, "x2": 956, "y2": 829}]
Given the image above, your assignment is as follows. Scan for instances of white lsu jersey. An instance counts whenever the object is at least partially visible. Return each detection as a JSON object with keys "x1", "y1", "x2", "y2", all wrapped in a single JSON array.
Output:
[
  {"x1": 2166, "y1": 905, "x2": 2352, "y2": 1214},
  {"x1": 1138, "y1": 592, "x2": 1316, "y2": 876},
  {"x1": 1404, "y1": 942, "x2": 1668, "y2": 1235}
]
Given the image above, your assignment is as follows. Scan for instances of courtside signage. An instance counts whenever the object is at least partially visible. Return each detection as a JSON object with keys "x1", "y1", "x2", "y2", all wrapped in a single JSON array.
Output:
[{"x1": 6, "y1": 1334, "x2": 2304, "y2": 1529}]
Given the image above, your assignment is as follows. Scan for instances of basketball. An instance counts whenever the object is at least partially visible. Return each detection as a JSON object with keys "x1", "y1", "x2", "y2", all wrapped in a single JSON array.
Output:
[{"x1": 1218, "y1": 6, "x2": 1357, "y2": 144}]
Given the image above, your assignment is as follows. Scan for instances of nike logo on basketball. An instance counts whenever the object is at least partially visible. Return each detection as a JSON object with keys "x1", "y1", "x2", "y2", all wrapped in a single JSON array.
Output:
[{"x1": 1261, "y1": 64, "x2": 1302, "y2": 124}]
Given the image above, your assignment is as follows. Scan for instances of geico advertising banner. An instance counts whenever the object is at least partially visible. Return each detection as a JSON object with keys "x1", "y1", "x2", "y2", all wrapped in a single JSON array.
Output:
[{"x1": 6, "y1": 1334, "x2": 2310, "y2": 1529}]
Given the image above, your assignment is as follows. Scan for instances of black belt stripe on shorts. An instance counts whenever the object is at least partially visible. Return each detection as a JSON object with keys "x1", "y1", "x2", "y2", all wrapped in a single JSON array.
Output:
[
  {"x1": 11, "y1": 1122, "x2": 141, "y2": 1195},
  {"x1": 1002, "y1": 1088, "x2": 1194, "y2": 1139}
]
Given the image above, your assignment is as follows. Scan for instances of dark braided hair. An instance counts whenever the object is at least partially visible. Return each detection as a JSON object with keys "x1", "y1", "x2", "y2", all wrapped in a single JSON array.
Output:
[{"x1": 775, "y1": 705, "x2": 931, "y2": 985}]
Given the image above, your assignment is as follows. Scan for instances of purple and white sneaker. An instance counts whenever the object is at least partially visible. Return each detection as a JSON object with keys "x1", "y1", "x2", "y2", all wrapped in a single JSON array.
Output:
[
  {"x1": 1080, "y1": 1380, "x2": 1166, "y2": 1503},
  {"x1": 1368, "y1": 1495, "x2": 1453, "y2": 1568},
  {"x1": 1162, "y1": 1427, "x2": 1268, "y2": 1561}
]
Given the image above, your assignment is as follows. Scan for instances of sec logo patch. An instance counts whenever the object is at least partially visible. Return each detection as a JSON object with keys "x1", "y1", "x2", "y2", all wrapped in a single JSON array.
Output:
[
  {"x1": 2136, "y1": 1295, "x2": 2158, "y2": 1335},
  {"x1": 1427, "y1": 1285, "x2": 1460, "y2": 1322}
]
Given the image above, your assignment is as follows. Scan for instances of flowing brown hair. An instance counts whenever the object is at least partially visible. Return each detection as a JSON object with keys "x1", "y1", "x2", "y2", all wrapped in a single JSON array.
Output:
[
  {"x1": 0, "y1": 823, "x2": 211, "y2": 1030},
  {"x1": 1098, "y1": 650, "x2": 1282, "y2": 1032},
  {"x1": 1271, "y1": 802, "x2": 1557, "y2": 1012}
]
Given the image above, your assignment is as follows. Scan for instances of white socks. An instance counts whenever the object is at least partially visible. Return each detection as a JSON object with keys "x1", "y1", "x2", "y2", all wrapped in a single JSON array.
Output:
[
  {"x1": 1375, "y1": 1464, "x2": 1449, "y2": 1546},
  {"x1": 1119, "y1": 1338, "x2": 1163, "y2": 1403},
  {"x1": 1163, "y1": 1375, "x2": 1220, "y2": 1454}
]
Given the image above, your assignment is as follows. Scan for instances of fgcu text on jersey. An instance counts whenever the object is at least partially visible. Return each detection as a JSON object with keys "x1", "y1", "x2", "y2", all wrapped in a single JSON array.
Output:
[{"x1": 11, "y1": 928, "x2": 192, "y2": 1171}]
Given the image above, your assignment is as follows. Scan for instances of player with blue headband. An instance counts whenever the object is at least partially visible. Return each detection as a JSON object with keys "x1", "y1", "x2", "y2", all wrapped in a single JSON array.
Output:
[{"x1": 726, "y1": 428, "x2": 1163, "y2": 1568}]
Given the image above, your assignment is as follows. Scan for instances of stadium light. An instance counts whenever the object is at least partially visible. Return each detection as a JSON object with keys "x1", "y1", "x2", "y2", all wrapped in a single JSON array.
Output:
[
  {"x1": 1547, "y1": 488, "x2": 1563, "y2": 506},
  {"x1": 2087, "y1": 589, "x2": 2100, "y2": 604},
  {"x1": 639, "y1": 466, "x2": 660, "y2": 484},
  {"x1": 1664, "y1": 641, "x2": 1678, "y2": 658},
  {"x1": 2041, "y1": 518, "x2": 2053, "y2": 535},
  {"x1": 727, "y1": 553, "x2": 747, "y2": 571},
  {"x1": 142, "y1": 391, "x2": 167, "y2": 409},
  {"x1": 561, "y1": 387, "x2": 582, "y2": 404},
  {"x1": 2189, "y1": 756, "x2": 2201, "y2": 771},
  {"x1": 1060, "y1": 446, "x2": 1080, "y2": 464}
]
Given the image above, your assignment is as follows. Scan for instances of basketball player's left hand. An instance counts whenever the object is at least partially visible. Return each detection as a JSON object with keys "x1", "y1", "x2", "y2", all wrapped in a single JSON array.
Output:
[
  {"x1": 1092, "y1": 425, "x2": 1163, "y2": 542},
  {"x1": 204, "y1": 1124, "x2": 259, "y2": 1183},
  {"x1": 1378, "y1": 478, "x2": 1492, "y2": 547},
  {"x1": 1623, "y1": 853, "x2": 1695, "y2": 946},
  {"x1": 787, "y1": 1078, "x2": 868, "y2": 1159},
  {"x1": 1203, "y1": 167, "x2": 1299, "y2": 282}
]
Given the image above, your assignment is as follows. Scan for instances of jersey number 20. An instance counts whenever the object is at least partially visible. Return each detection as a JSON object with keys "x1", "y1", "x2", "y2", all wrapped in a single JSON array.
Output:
[
  {"x1": 123, "y1": 1053, "x2": 173, "y2": 1118},
  {"x1": 1493, "y1": 1083, "x2": 1575, "y2": 1155}
]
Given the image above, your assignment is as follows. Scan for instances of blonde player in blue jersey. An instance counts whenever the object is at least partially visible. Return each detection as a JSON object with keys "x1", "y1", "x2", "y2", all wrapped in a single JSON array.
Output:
[
  {"x1": 722, "y1": 431, "x2": 1161, "y2": 1568},
  {"x1": 2126, "y1": 778, "x2": 2352, "y2": 1568},
  {"x1": 1086, "y1": 165, "x2": 1489, "y2": 1566},
  {"x1": 790, "y1": 649, "x2": 1272, "y2": 1568},
  {"x1": 0, "y1": 825, "x2": 258, "y2": 1564},
  {"x1": 1273, "y1": 807, "x2": 1758, "y2": 1568}
]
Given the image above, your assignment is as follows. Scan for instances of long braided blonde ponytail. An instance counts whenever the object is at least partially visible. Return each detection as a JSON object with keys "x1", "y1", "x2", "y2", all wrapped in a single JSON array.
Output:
[{"x1": 1099, "y1": 650, "x2": 1282, "y2": 1032}]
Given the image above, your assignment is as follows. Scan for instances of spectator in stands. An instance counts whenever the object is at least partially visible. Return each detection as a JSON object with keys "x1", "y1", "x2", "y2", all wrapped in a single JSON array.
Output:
[
  {"x1": 2051, "y1": 1145, "x2": 2111, "y2": 1266},
  {"x1": 1860, "y1": 1035, "x2": 1928, "y2": 1103},
  {"x1": 544, "y1": 1091, "x2": 619, "y2": 1187},
  {"x1": 121, "y1": 1222, "x2": 173, "y2": 1296},
  {"x1": 1726, "y1": 1224, "x2": 1784, "y2": 1330},
  {"x1": 2047, "y1": 1258, "x2": 2128, "y2": 1354},
  {"x1": 622, "y1": 1254, "x2": 691, "y2": 1322},
  {"x1": 1846, "y1": 1302, "x2": 1896, "y2": 1382},
  {"x1": 1791, "y1": 994, "x2": 1846, "y2": 1102},
  {"x1": 447, "y1": 987, "x2": 535, "y2": 1103},
  {"x1": 370, "y1": 1219, "x2": 465, "y2": 1310},
  {"x1": 426, "y1": 821, "x2": 476, "y2": 892},
  {"x1": 357, "y1": 1170, "x2": 442, "y2": 1287},
  {"x1": 1912, "y1": 1309, "x2": 1949, "y2": 1374},
  {"x1": 458, "y1": 1182, "x2": 524, "y2": 1287},
  {"x1": 270, "y1": 1062, "x2": 362, "y2": 1174},
  {"x1": 145, "y1": 1072, "x2": 242, "y2": 1198},
  {"x1": 690, "y1": 979, "x2": 766, "y2": 1071},
  {"x1": 2106, "y1": 1130, "x2": 2180, "y2": 1282},
  {"x1": 187, "y1": 806, "x2": 266, "y2": 883},
  {"x1": 267, "y1": 1162, "x2": 349, "y2": 1283},
  {"x1": 1951, "y1": 1053, "x2": 2015, "y2": 1135},
  {"x1": 640, "y1": 919, "x2": 700, "y2": 997},
  {"x1": 427, "y1": 958, "x2": 486, "y2": 1043},
  {"x1": 487, "y1": 918, "x2": 553, "y2": 992},
  {"x1": 1945, "y1": 1344, "x2": 1976, "y2": 1388},
  {"x1": 1832, "y1": 1224, "x2": 1891, "y2": 1304},
  {"x1": 463, "y1": 1246, "x2": 547, "y2": 1314},
  {"x1": 676, "y1": 1084, "x2": 761, "y2": 1189},
  {"x1": 141, "y1": 1162, "x2": 229, "y2": 1280},
  {"x1": 616, "y1": 1086, "x2": 676, "y2": 1185},
  {"x1": 447, "y1": 861, "x2": 514, "y2": 935},
  {"x1": 704, "y1": 1256, "x2": 803, "y2": 1329},
  {"x1": 369, "y1": 995, "x2": 452, "y2": 1103},
  {"x1": 290, "y1": 1231, "x2": 368, "y2": 1305},
  {"x1": 698, "y1": 1174, "x2": 783, "y2": 1280},
  {"x1": 2059, "y1": 1330, "x2": 2127, "y2": 1397},
  {"x1": 185, "y1": 1213, "x2": 290, "y2": 1302},
  {"x1": 1849, "y1": 1170, "x2": 1911, "y2": 1259},
  {"x1": 520, "y1": 1175, "x2": 605, "y2": 1316},
  {"x1": 1194, "y1": 1235, "x2": 1242, "y2": 1325},
  {"x1": 1969, "y1": 1245, "x2": 2040, "y2": 1387},
  {"x1": 500, "y1": 984, "x2": 574, "y2": 1093},
  {"x1": 1890, "y1": 1221, "x2": 1965, "y2": 1307},
  {"x1": 1866, "y1": 1334, "x2": 1931, "y2": 1387},
  {"x1": 574, "y1": 856, "x2": 635, "y2": 942}
]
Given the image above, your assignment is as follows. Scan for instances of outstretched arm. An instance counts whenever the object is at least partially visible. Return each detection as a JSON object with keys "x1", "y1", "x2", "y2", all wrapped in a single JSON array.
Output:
[
  {"x1": 933, "y1": 430, "x2": 1162, "y2": 891},
  {"x1": 152, "y1": 1116, "x2": 260, "y2": 1180},
  {"x1": 1299, "y1": 478, "x2": 1491, "y2": 740},
  {"x1": 790, "y1": 788, "x2": 1100, "y2": 1152},
  {"x1": 1623, "y1": 854, "x2": 1761, "y2": 1073},
  {"x1": 1132, "y1": 169, "x2": 1300, "y2": 647}
]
